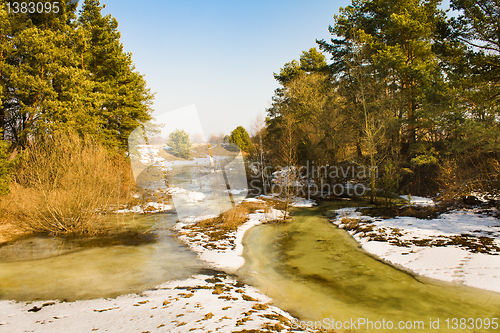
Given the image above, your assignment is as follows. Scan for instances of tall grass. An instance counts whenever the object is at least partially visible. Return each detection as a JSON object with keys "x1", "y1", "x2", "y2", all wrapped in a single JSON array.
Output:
[{"x1": 6, "y1": 132, "x2": 133, "y2": 235}]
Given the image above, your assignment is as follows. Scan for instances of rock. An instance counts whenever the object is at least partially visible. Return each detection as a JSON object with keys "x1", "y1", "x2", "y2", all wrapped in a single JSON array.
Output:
[{"x1": 463, "y1": 196, "x2": 481, "y2": 205}]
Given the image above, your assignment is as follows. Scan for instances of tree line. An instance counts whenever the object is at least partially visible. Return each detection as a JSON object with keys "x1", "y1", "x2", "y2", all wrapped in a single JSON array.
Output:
[
  {"x1": 256, "y1": 0, "x2": 500, "y2": 200},
  {"x1": 0, "y1": 0, "x2": 153, "y2": 194}
]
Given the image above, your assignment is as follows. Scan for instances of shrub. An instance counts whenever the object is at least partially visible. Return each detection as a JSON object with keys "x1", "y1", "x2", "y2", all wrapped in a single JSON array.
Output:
[
  {"x1": 167, "y1": 129, "x2": 192, "y2": 159},
  {"x1": 7, "y1": 131, "x2": 132, "y2": 235},
  {"x1": 436, "y1": 157, "x2": 500, "y2": 203}
]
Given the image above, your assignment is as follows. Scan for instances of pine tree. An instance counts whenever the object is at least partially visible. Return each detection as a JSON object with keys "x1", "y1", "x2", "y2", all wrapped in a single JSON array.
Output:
[
  {"x1": 78, "y1": 0, "x2": 154, "y2": 149},
  {"x1": 0, "y1": 1, "x2": 101, "y2": 147},
  {"x1": 318, "y1": 0, "x2": 446, "y2": 155},
  {"x1": 167, "y1": 129, "x2": 192, "y2": 159},
  {"x1": 229, "y1": 126, "x2": 252, "y2": 152}
]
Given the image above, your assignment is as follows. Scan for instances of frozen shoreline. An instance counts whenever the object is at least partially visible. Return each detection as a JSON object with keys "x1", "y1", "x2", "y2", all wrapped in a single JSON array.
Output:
[
  {"x1": 0, "y1": 273, "x2": 307, "y2": 332},
  {"x1": 331, "y1": 200, "x2": 500, "y2": 294},
  {"x1": 4, "y1": 195, "x2": 499, "y2": 332},
  {"x1": 175, "y1": 198, "x2": 284, "y2": 273},
  {"x1": 0, "y1": 198, "x2": 311, "y2": 333}
]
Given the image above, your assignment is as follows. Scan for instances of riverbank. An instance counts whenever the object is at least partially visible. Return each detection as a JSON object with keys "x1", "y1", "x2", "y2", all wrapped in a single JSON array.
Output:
[
  {"x1": 0, "y1": 197, "x2": 324, "y2": 333},
  {"x1": 175, "y1": 198, "x2": 284, "y2": 273},
  {"x1": 0, "y1": 272, "x2": 311, "y2": 332},
  {"x1": 0, "y1": 219, "x2": 31, "y2": 245},
  {"x1": 331, "y1": 198, "x2": 500, "y2": 293},
  {"x1": 5, "y1": 194, "x2": 499, "y2": 332}
]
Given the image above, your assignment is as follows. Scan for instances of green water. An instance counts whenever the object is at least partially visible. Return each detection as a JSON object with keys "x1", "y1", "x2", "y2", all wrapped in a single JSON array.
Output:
[
  {"x1": 239, "y1": 202, "x2": 500, "y2": 333},
  {"x1": 0, "y1": 214, "x2": 205, "y2": 301}
]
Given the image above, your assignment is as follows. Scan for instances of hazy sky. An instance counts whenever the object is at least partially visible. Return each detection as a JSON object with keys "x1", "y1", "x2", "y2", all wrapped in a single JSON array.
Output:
[{"x1": 95, "y1": 0, "x2": 352, "y2": 138}]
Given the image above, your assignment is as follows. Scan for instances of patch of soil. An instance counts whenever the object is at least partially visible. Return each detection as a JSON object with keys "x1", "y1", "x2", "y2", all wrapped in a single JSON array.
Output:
[
  {"x1": 0, "y1": 220, "x2": 32, "y2": 245},
  {"x1": 360, "y1": 205, "x2": 450, "y2": 220}
]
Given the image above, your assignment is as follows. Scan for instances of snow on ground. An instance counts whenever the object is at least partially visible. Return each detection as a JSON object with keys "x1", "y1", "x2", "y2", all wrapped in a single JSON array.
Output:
[
  {"x1": 115, "y1": 202, "x2": 173, "y2": 214},
  {"x1": 0, "y1": 273, "x2": 308, "y2": 333},
  {"x1": 176, "y1": 201, "x2": 284, "y2": 273},
  {"x1": 400, "y1": 195, "x2": 435, "y2": 207},
  {"x1": 332, "y1": 206, "x2": 500, "y2": 293},
  {"x1": 167, "y1": 187, "x2": 206, "y2": 202},
  {"x1": 0, "y1": 200, "x2": 314, "y2": 333},
  {"x1": 469, "y1": 191, "x2": 500, "y2": 203},
  {"x1": 259, "y1": 193, "x2": 316, "y2": 208},
  {"x1": 114, "y1": 187, "x2": 205, "y2": 214}
]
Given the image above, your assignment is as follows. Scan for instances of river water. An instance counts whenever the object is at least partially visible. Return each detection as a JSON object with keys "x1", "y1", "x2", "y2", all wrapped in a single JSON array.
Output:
[
  {"x1": 0, "y1": 214, "x2": 204, "y2": 301},
  {"x1": 239, "y1": 201, "x2": 500, "y2": 332},
  {"x1": 2, "y1": 197, "x2": 500, "y2": 332}
]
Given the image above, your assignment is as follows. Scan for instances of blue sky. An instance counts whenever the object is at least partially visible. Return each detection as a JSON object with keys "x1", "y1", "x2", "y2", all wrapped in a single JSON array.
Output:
[{"x1": 95, "y1": 0, "x2": 352, "y2": 138}]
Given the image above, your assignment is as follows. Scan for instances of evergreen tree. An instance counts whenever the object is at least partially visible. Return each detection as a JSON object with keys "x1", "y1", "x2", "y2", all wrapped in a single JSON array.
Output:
[
  {"x1": 318, "y1": 0, "x2": 446, "y2": 154},
  {"x1": 78, "y1": 0, "x2": 154, "y2": 149},
  {"x1": 266, "y1": 49, "x2": 342, "y2": 166},
  {"x1": 167, "y1": 129, "x2": 192, "y2": 159},
  {"x1": 229, "y1": 126, "x2": 252, "y2": 152}
]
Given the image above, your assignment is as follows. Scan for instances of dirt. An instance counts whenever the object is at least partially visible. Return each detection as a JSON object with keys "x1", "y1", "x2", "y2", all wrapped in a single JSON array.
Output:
[{"x1": 0, "y1": 220, "x2": 31, "y2": 245}]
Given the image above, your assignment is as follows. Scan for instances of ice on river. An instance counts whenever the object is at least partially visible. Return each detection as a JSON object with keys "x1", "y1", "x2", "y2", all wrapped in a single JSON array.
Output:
[{"x1": 332, "y1": 206, "x2": 500, "y2": 293}]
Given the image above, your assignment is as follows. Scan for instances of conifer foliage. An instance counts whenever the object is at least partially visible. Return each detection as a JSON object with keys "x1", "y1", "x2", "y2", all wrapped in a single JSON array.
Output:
[{"x1": 0, "y1": 0, "x2": 153, "y2": 150}]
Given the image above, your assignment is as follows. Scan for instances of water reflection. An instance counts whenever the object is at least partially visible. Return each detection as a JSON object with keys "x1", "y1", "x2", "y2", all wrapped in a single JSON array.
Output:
[
  {"x1": 0, "y1": 214, "x2": 205, "y2": 301},
  {"x1": 240, "y1": 204, "x2": 500, "y2": 332}
]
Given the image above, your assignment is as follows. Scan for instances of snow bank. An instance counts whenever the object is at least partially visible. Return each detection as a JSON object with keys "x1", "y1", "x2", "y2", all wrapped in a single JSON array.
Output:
[
  {"x1": 176, "y1": 205, "x2": 284, "y2": 273},
  {"x1": 258, "y1": 193, "x2": 316, "y2": 208},
  {"x1": 0, "y1": 274, "x2": 307, "y2": 333},
  {"x1": 400, "y1": 195, "x2": 435, "y2": 207},
  {"x1": 115, "y1": 202, "x2": 172, "y2": 214},
  {"x1": 332, "y1": 207, "x2": 500, "y2": 293}
]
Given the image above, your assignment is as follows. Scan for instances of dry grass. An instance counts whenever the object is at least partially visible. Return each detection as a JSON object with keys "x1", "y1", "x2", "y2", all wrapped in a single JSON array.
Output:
[
  {"x1": 1, "y1": 132, "x2": 134, "y2": 236},
  {"x1": 189, "y1": 201, "x2": 269, "y2": 242},
  {"x1": 0, "y1": 217, "x2": 30, "y2": 244}
]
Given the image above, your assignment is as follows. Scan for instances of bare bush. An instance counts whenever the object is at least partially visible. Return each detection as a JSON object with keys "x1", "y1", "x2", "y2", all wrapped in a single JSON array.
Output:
[
  {"x1": 7, "y1": 132, "x2": 132, "y2": 235},
  {"x1": 437, "y1": 158, "x2": 500, "y2": 203}
]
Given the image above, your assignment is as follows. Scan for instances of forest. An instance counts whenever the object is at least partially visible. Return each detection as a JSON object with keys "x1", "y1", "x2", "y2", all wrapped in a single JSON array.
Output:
[
  {"x1": 0, "y1": 0, "x2": 499, "y2": 235},
  {"x1": 0, "y1": 0, "x2": 152, "y2": 234},
  {"x1": 254, "y1": 0, "x2": 500, "y2": 202}
]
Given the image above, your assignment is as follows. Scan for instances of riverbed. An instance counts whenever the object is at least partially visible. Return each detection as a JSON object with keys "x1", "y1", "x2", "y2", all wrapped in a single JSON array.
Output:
[
  {"x1": 239, "y1": 202, "x2": 500, "y2": 332},
  {"x1": 2, "y1": 199, "x2": 500, "y2": 332}
]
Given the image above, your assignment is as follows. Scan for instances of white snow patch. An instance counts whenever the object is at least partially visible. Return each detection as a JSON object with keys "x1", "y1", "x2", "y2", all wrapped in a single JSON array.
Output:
[
  {"x1": 333, "y1": 207, "x2": 500, "y2": 293},
  {"x1": 400, "y1": 195, "x2": 435, "y2": 207},
  {"x1": 177, "y1": 209, "x2": 284, "y2": 273},
  {"x1": 257, "y1": 193, "x2": 316, "y2": 207},
  {"x1": 115, "y1": 202, "x2": 173, "y2": 214},
  {"x1": 167, "y1": 187, "x2": 205, "y2": 202},
  {"x1": 0, "y1": 274, "x2": 306, "y2": 333}
]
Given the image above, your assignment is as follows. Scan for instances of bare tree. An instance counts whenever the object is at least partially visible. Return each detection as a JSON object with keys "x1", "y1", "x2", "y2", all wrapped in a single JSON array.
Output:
[
  {"x1": 208, "y1": 132, "x2": 225, "y2": 144},
  {"x1": 278, "y1": 113, "x2": 298, "y2": 221},
  {"x1": 250, "y1": 114, "x2": 269, "y2": 194},
  {"x1": 191, "y1": 132, "x2": 204, "y2": 144}
]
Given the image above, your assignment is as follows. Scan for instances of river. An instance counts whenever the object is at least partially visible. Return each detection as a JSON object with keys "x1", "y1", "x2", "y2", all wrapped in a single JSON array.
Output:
[
  {"x1": 1, "y1": 199, "x2": 499, "y2": 332},
  {"x1": 239, "y1": 201, "x2": 500, "y2": 332}
]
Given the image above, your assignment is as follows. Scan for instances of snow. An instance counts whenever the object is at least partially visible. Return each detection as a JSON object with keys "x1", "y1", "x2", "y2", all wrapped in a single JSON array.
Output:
[
  {"x1": 0, "y1": 274, "x2": 307, "y2": 333},
  {"x1": 0, "y1": 202, "x2": 311, "y2": 333},
  {"x1": 115, "y1": 202, "x2": 173, "y2": 214},
  {"x1": 469, "y1": 191, "x2": 500, "y2": 203},
  {"x1": 241, "y1": 197, "x2": 265, "y2": 203},
  {"x1": 167, "y1": 187, "x2": 205, "y2": 202},
  {"x1": 258, "y1": 193, "x2": 317, "y2": 207},
  {"x1": 176, "y1": 206, "x2": 284, "y2": 272},
  {"x1": 400, "y1": 195, "x2": 435, "y2": 207},
  {"x1": 332, "y1": 205, "x2": 500, "y2": 293}
]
